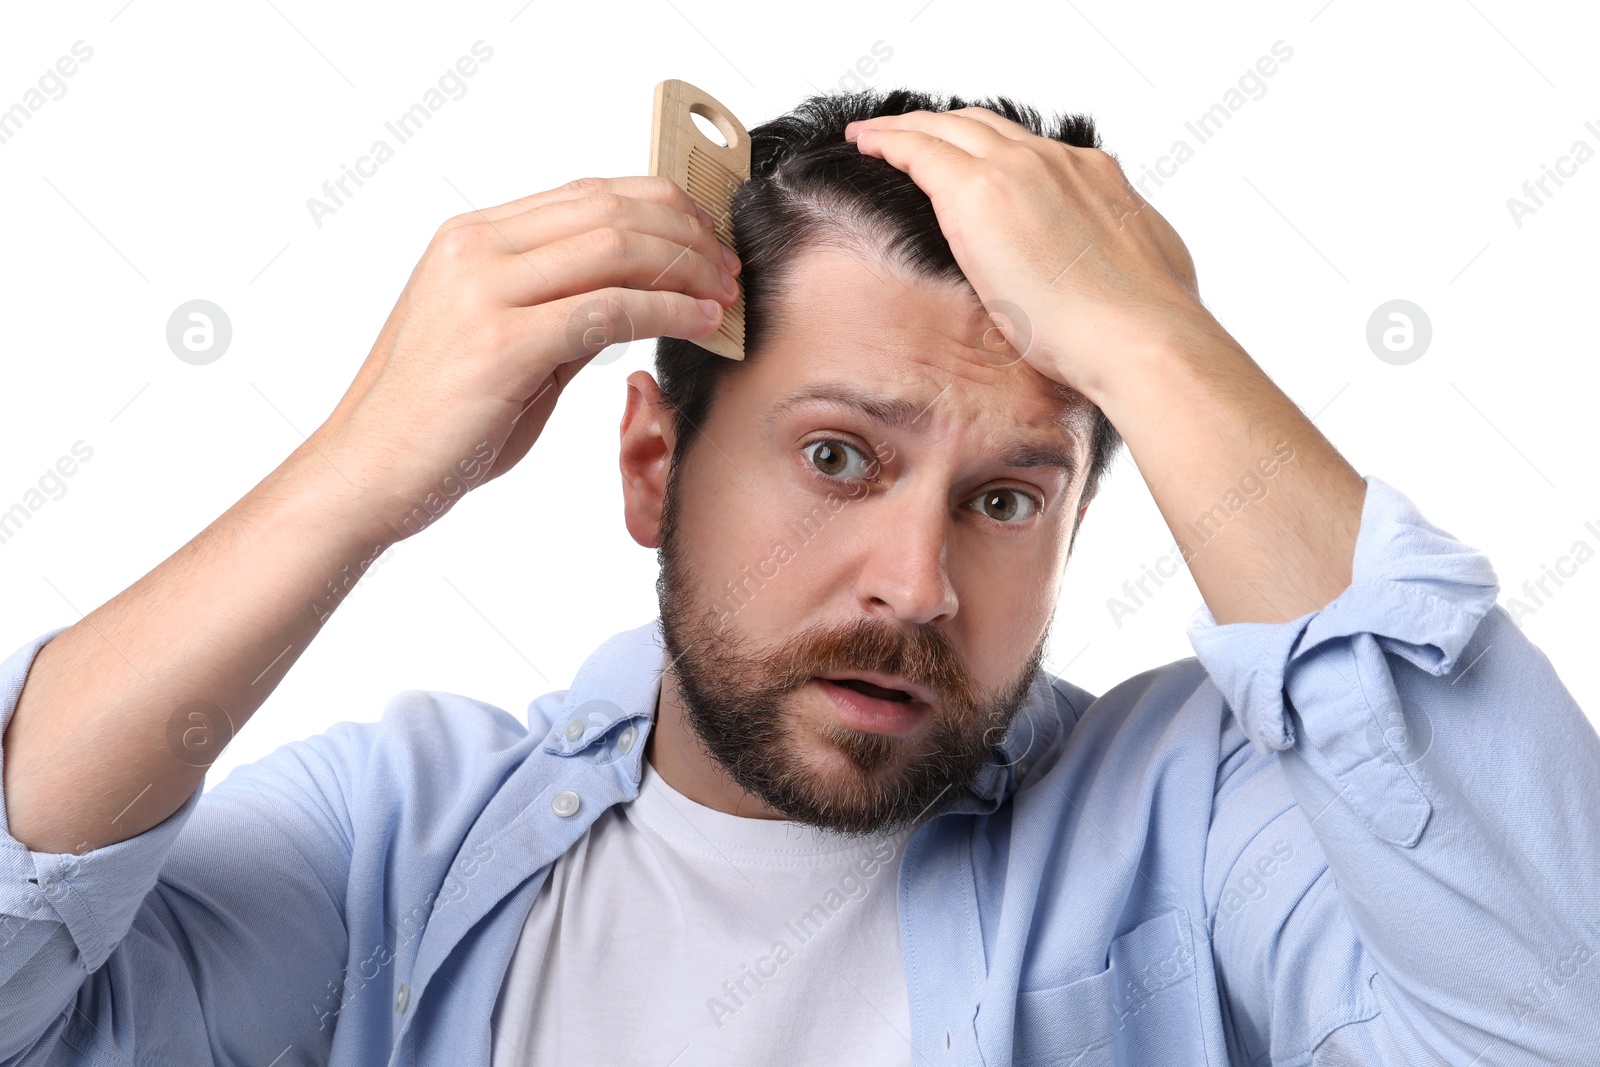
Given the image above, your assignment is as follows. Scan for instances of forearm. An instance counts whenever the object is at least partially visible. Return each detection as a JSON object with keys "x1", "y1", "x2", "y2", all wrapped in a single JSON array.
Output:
[
  {"x1": 2, "y1": 435, "x2": 400, "y2": 853},
  {"x1": 1085, "y1": 320, "x2": 1366, "y2": 626}
]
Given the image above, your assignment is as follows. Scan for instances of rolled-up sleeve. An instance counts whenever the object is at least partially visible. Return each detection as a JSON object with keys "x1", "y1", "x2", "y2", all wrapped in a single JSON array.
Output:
[
  {"x1": 0, "y1": 626, "x2": 359, "y2": 1065},
  {"x1": 1, "y1": 627, "x2": 205, "y2": 980},
  {"x1": 1188, "y1": 475, "x2": 1600, "y2": 1066}
]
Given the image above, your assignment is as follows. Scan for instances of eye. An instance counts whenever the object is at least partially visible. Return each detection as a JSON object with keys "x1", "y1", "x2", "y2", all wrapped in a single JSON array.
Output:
[
  {"x1": 802, "y1": 439, "x2": 880, "y2": 481},
  {"x1": 968, "y1": 488, "x2": 1039, "y2": 524}
]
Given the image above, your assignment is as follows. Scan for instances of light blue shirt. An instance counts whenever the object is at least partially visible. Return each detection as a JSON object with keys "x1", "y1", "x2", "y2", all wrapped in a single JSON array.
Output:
[{"x1": 2, "y1": 475, "x2": 1597, "y2": 1066}]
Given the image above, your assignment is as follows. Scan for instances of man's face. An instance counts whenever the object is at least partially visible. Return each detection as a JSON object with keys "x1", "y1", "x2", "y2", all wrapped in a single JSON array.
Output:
[{"x1": 647, "y1": 245, "x2": 1094, "y2": 834}]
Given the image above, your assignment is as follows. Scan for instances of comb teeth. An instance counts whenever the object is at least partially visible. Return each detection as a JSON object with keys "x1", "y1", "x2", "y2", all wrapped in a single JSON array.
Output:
[
  {"x1": 687, "y1": 146, "x2": 745, "y2": 351},
  {"x1": 686, "y1": 147, "x2": 741, "y2": 242}
]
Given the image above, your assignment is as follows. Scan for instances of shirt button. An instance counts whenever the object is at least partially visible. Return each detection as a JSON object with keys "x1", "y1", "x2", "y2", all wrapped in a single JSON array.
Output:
[
  {"x1": 616, "y1": 726, "x2": 637, "y2": 754},
  {"x1": 552, "y1": 791, "x2": 581, "y2": 817},
  {"x1": 563, "y1": 719, "x2": 585, "y2": 740},
  {"x1": 395, "y1": 982, "x2": 409, "y2": 1013}
]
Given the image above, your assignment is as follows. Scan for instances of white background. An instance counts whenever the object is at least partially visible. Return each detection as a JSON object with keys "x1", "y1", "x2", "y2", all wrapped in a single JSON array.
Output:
[{"x1": 1, "y1": 0, "x2": 1595, "y2": 793}]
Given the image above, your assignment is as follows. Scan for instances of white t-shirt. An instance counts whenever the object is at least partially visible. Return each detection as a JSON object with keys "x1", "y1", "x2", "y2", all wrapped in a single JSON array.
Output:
[{"x1": 489, "y1": 757, "x2": 917, "y2": 1066}]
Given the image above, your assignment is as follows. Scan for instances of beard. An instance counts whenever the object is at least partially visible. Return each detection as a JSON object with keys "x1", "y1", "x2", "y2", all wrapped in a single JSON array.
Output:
[{"x1": 654, "y1": 457, "x2": 1050, "y2": 836}]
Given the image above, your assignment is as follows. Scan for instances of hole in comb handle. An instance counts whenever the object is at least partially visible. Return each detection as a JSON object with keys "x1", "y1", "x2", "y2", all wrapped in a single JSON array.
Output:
[
  {"x1": 649, "y1": 79, "x2": 752, "y2": 361},
  {"x1": 690, "y1": 106, "x2": 731, "y2": 148}
]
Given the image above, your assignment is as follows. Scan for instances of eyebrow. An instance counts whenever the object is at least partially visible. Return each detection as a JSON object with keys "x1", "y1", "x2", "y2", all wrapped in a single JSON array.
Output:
[{"x1": 763, "y1": 382, "x2": 1081, "y2": 478}]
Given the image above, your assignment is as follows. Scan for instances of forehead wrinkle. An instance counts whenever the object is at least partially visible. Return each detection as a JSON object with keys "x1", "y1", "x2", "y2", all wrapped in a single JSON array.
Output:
[
  {"x1": 760, "y1": 380, "x2": 1082, "y2": 477},
  {"x1": 760, "y1": 380, "x2": 927, "y2": 433}
]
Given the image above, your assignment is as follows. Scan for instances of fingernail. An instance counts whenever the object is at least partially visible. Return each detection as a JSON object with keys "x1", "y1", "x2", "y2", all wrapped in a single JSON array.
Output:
[
  {"x1": 720, "y1": 269, "x2": 737, "y2": 296},
  {"x1": 721, "y1": 244, "x2": 740, "y2": 272},
  {"x1": 698, "y1": 298, "x2": 723, "y2": 319},
  {"x1": 695, "y1": 204, "x2": 714, "y2": 227}
]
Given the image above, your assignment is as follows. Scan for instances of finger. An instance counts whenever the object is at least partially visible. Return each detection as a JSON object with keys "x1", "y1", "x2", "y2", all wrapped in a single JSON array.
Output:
[
  {"x1": 847, "y1": 109, "x2": 1012, "y2": 158},
  {"x1": 500, "y1": 227, "x2": 738, "y2": 309},
  {"x1": 488, "y1": 191, "x2": 737, "y2": 278},
  {"x1": 847, "y1": 125, "x2": 981, "y2": 198},
  {"x1": 946, "y1": 105, "x2": 1038, "y2": 142},
  {"x1": 452, "y1": 174, "x2": 705, "y2": 228},
  {"x1": 513, "y1": 286, "x2": 724, "y2": 376}
]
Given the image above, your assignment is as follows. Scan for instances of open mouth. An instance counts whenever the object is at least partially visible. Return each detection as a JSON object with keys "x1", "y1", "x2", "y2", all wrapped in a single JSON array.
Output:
[
  {"x1": 827, "y1": 678, "x2": 915, "y2": 702},
  {"x1": 814, "y1": 676, "x2": 929, "y2": 736}
]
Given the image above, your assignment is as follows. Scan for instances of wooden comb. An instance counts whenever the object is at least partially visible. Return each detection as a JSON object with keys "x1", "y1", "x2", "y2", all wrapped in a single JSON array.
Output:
[{"x1": 648, "y1": 79, "x2": 750, "y2": 360}]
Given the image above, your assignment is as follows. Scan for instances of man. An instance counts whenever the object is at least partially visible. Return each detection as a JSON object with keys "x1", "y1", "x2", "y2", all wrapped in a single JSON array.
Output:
[{"x1": 1, "y1": 88, "x2": 1596, "y2": 1066}]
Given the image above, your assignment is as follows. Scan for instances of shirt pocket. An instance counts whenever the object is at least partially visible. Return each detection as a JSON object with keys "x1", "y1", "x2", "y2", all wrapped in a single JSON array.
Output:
[{"x1": 1012, "y1": 908, "x2": 1204, "y2": 1067}]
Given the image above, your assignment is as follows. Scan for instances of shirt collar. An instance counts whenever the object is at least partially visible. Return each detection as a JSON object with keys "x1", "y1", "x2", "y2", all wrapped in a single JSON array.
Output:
[{"x1": 532, "y1": 616, "x2": 1065, "y2": 813}]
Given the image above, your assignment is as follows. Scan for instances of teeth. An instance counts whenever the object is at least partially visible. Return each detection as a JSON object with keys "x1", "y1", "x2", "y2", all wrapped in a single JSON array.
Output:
[{"x1": 835, "y1": 678, "x2": 911, "y2": 702}]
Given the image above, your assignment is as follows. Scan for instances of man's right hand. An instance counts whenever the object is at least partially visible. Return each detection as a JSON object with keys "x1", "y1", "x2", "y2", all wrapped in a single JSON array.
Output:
[
  {"x1": 311, "y1": 174, "x2": 741, "y2": 535},
  {"x1": 1, "y1": 175, "x2": 739, "y2": 854}
]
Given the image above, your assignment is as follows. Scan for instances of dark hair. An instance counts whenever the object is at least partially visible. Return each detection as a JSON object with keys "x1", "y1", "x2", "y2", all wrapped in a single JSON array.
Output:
[{"x1": 654, "y1": 87, "x2": 1123, "y2": 506}]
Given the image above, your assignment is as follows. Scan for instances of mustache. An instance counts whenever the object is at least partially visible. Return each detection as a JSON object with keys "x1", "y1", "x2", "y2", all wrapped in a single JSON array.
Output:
[{"x1": 760, "y1": 615, "x2": 982, "y2": 711}]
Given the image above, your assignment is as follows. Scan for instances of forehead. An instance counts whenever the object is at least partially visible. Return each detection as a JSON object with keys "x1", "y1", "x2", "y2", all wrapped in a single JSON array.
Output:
[{"x1": 731, "y1": 245, "x2": 1093, "y2": 449}]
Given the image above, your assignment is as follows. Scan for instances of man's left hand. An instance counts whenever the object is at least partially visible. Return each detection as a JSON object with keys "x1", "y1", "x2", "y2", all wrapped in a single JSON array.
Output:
[{"x1": 845, "y1": 107, "x2": 1217, "y2": 401}]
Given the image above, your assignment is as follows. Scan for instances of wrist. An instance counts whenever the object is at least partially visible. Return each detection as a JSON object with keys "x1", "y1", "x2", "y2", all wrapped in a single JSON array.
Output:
[
  {"x1": 257, "y1": 437, "x2": 414, "y2": 554},
  {"x1": 1075, "y1": 315, "x2": 1256, "y2": 427},
  {"x1": 294, "y1": 420, "x2": 503, "y2": 547}
]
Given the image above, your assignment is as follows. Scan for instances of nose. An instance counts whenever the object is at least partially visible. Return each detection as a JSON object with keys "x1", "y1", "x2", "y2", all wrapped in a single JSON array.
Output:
[{"x1": 851, "y1": 480, "x2": 958, "y2": 627}]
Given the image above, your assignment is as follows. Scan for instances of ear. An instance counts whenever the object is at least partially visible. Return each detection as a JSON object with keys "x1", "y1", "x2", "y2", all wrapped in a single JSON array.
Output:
[{"x1": 620, "y1": 370, "x2": 678, "y2": 549}]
